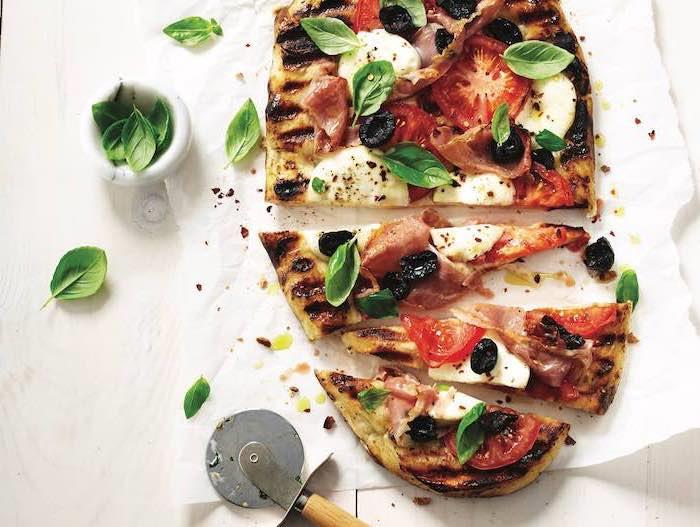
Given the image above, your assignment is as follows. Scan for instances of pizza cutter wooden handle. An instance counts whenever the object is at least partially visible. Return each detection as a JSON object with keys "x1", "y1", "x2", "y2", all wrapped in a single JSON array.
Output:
[{"x1": 300, "y1": 493, "x2": 369, "y2": 527}]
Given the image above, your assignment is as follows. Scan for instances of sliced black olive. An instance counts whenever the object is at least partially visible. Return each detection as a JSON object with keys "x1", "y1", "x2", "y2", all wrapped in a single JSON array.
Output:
[
  {"x1": 318, "y1": 230, "x2": 354, "y2": 257},
  {"x1": 379, "y1": 5, "x2": 414, "y2": 36},
  {"x1": 436, "y1": 0, "x2": 476, "y2": 20},
  {"x1": 274, "y1": 178, "x2": 306, "y2": 200},
  {"x1": 408, "y1": 415, "x2": 438, "y2": 442},
  {"x1": 550, "y1": 31, "x2": 577, "y2": 54},
  {"x1": 470, "y1": 338, "x2": 498, "y2": 374},
  {"x1": 435, "y1": 28, "x2": 454, "y2": 55},
  {"x1": 562, "y1": 331, "x2": 585, "y2": 350},
  {"x1": 359, "y1": 110, "x2": 396, "y2": 148},
  {"x1": 566, "y1": 99, "x2": 588, "y2": 145},
  {"x1": 380, "y1": 271, "x2": 412, "y2": 301},
  {"x1": 478, "y1": 411, "x2": 518, "y2": 435},
  {"x1": 531, "y1": 148, "x2": 555, "y2": 170},
  {"x1": 485, "y1": 18, "x2": 523, "y2": 46},
  {"x1": 491, "y1": 130, "x2": 524, "y2": 164},
  {"x1": 540, "y1": 316, "x2": 585, "y2": 350},
  {"x1": 400, "y1": 250, "x2": 439, "y2": 281},
  {"x1": 583, "y1": 236, "x2": 615, "y2": 273}
]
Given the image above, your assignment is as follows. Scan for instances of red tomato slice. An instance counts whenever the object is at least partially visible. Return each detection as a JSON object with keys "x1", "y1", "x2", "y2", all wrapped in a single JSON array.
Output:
[
  {"x1": 431, "y1": 35, "x2": 531, "y2": 129},
  {"x1": 353, "y1": 0, "x2": 382, "y2": 33},
  {"x1": 400, "y1": 314, "x2": 485, "y2": 368},
  {"x1": 526, "y1": 306, "x2": 617, "y2": 339},
  {"x1": 514, "y1": 162, "x2": 576, "y2": 208},
  {"x1": 559, "y1": 380, "x2": 580, "y2": 402}
]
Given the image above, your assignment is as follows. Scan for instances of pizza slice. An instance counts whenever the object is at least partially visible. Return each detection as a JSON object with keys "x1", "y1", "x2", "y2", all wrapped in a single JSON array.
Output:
[
  {"x1": 316, "y1": 368, "x2": 570, "y2": 496},
  {"x1": 260, "y1": 209, "x2": 590, "y2": 340},
  {"x1": 341, "y1": 303, "x2": 633, "y2": 414}
]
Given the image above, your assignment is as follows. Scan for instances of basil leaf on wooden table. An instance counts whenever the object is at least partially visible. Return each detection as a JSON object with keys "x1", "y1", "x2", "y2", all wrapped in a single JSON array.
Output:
[
  {"x1": 225, "y1": 98, "x2": 262, "y2": 165},
  {"x1": 456, "y1": 402, "x2": 486, "y2": 464},
  {"x1": 491, "y1": 103, "x2": 511, "y2": 145},
  {"x1": 43, "y1": 246, "x2": 107, "y2": 308},
  {"x1": 503, "y1": 41, "x2": 574, "y2": 80},
  {"x1": 324, "y1": 238, "x2": 360, "y2": 307},
  {"x1": 148, "y1": 98, "x2": 173, "y2": 151},
  {"x1": 383, "y1": 142, "x2": 453, "y2": 188},
  {"x1": 616, "y1": 268, "x2": 639, "y2": 308},
  {"x1": 311, "y1": 176, "x2": 327, "y2": 193},
  {"x1": 300, "y1": 17, "x2": 362, "y2": 55},
  {"x1": 163, "y1": 17, "x2": 223, "y2": 46},
  {"x1": 356, "y1": 289, "x2": 398, "y2": 318},
  {"x1": 184, "y1": 376, "x2": 211, "y2": 418},
  {"x1": 380, "y1": 0, "x2": 427, "y2": 27},
  {"x1": 92, "y1": 101, "x2": 131, "y2": 133},
  {"x1": 536, "y1": 129, "x2": 567, "y2": 151},
  {"x1": 358, "y1": 387, "x2": 391, "y2": 412},
  {"x1": 352, "y1": 60, "x2": 395, "y2": 124},
  {"x1": 121, "y1": 107, "x2": 157, "y2": 172},
  {"x1": 101, "y1": 119, "x2": 127, "y2": 162}
]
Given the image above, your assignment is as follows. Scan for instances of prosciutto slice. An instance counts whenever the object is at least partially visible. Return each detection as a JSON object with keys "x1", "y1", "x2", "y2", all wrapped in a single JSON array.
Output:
[
  {"x1": 361, "y1": 214, "x2": 432, "y2": 277},
  {"x1": 412, "y1": 23, "x2": 442, "y2": 67},
  {"x1": 403, "y1": 251, "x2": 476, "y2": 309},
  {"x1": 301, "y1": 75, "x2": 350, "y2": 153}
]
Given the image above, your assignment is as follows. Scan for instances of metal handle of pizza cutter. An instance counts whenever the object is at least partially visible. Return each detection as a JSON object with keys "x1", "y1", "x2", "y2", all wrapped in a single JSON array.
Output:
[{"x1": 239, "y1": 441, "x2": 369, "y2": 527}]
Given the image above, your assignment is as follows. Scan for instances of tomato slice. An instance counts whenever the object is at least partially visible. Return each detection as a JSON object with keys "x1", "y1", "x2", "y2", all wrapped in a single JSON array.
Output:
[
  {"x1": 526, "y1": 306, "x2": 617, "y2": 339},
  {"x1": 431, "y1": 35, "x2": 531, "y2": 129},
  {"x1": 514, "y1": 162, "x2": 575, "y2": 208},
  {"x1": 559, "y1": 380, "x2": 580, "y2": 401},
  {"x1": 400, "y1": 314, "x2": 485, "y2": 368},
  {"x1": 353, "y1": 0, "x2": 382, "y2": 33}
]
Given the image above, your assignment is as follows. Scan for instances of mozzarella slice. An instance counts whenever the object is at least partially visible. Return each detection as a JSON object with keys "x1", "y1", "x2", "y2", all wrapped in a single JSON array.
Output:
[
  {"x1": 338, "y1": 29, "x2": 421, "y2": 87},
  {"x1": 432, "y1": 173, "x2": 515, "y2": 206},
  {"x1": 302, "y1": 224, "x2": 380, "y2": 261},
  {"x1": 431, "y1": 225, "x2": 504, "y2": 263},
  {"x1": 307, "y1": 146, "x2": 409, "y2": 206},
  {"x1": 516, "y1": 73, "x2": 577, "y2": 140},
  {"x1": 428, "y1": 332, "x2": 531, "y2": 389},
  {"x1": 428, "y1": 387, "x2": 483, "y2": 424}
]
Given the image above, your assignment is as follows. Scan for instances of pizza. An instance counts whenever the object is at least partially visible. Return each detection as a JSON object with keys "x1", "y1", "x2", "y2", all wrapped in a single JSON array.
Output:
[
  {"x1": 316, "y1": 368, "x2": 570, "y2": 496},
  {"x1": 265, "y1": 0, "x2": 594, "y2": 212},
  {"x1": 259, "y1": 209, "x2": 591, "y2": 340},
  {"x1": 341, "y1": 302, "x2": 632, "y2": 414}
]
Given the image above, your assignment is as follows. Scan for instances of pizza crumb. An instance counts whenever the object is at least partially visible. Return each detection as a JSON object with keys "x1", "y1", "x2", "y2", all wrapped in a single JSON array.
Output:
[
  {"x1": 648, "y1": 130, "x2": 656, "y2": 140},
  {"x1": 241, "y1": 226, "x2": 249, "y2": 239},
  {"x1": 211, "y1": 187, "x2": 221, "y2": 195},
  {"x1": 601, "y1": 165, "x2": 611, "y2": 174},
  {"x1": 323, "y1": 416, "x2": 336, "y2": 430},
  {"x1": 266, "y1": 205, "x2": 273, "y2": 213},
  {"x1": 256, "y1": 337, "x2": 272, "y2": 348},
  {"x1": 565, "y1": 436, "x2": 577, "y2": 446},
  {"x1": 627, "y1": 333, "x2": 640, "y2": 344},
  {"x1": 634, "y1": 117, "x2": 642, "y2": 125},
  {"x1": 413, "y1": 497, "x2": 432, "y2": 506},
  {"x1": 195, "y1": 283, "x2": 202, "y2": 291},
  {"x1": 235, "y1": 72, "x2": 245, "y2": 81},
  {"x1": 259, "y1": 277, "x2": 269, "y2": 289},
  {"x1": 245, "y1": 43, "x2": 251, "y2": 47},
  {"x1": 251, "y1": 168, "x2": 257, "y2": 174}
]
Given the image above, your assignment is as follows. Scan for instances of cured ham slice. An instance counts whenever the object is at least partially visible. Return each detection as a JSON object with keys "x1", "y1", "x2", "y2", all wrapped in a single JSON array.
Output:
[
  {"x1": 361, "y1": 214, "x2": 432, "y2": 276},
  {"x1": 403, "y1": 251, "x2": 476, "y2": 309},
  {"x1": 301, "y1": 75, "x2": 350, "y2": 153}
]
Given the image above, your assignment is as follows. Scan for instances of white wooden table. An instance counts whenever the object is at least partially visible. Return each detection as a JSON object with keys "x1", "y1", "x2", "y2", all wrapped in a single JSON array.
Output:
[{"x1": 1, "y1": 0, "x2": 699, "y2": 525}]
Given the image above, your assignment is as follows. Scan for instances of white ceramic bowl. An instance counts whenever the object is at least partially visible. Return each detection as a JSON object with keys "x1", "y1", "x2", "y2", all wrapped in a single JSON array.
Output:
[{"x1": 81, "y1": 78, "x2": 192, "y2": 186}]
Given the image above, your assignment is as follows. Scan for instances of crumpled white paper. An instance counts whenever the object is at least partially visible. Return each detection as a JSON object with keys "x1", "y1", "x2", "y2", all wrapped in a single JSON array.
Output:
[{"x1": 137, "y1": 0, "x2": 700, "y2": 512}]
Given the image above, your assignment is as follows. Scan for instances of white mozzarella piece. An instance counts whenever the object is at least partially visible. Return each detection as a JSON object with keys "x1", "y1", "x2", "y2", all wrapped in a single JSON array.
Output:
[
  {"x1": 428, "y1": 388, "x2": 482, "y2": 424},
  {"x1": 428, "y1": 332, "x2": 531, "y2": 389},
  {"x1": 432, "y1": 173, "x2": 515, "y2": 206},
  {"x1": 516, "y1": 73, "x2": 577, "y2": 140},
  {"x1": 431, "y1": 225, "x2": 504, "y2": 263},
  {"x1": 307, "y1": 146, "x2": 409, "y2": 206},
  {"x1": 338, "y1": 29, "x2": 421, "y2": 87},
  {"x1": 302, "y1": 224, "x2": 380, "y2": 261}
]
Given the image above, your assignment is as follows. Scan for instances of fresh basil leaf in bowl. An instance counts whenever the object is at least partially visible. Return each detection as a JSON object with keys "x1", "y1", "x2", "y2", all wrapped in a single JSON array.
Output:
[
  {"x1": 43, "y1": 246, "x2": 107, "y2": 308},
  {"x1": 121, "y1": 107, "x2": 158, "y2": 172},
  {"x1": 300, "y1": 17, "x2": 362, "y2": 55},
  {"x1": 352, "y1": 60, "x2": 396, "y2": 125},
  {"x1": 503, "y1": 40, "x2": 575, "y2": 80},
  {"x1": 616, "y1": 268, "x2": 639, "y2": 309},
  {"x1": 184, "y1": 376, "x2": 211, "y2": 419},
  {"x1": 380, "y1": 0, "x2": 427, "y2": 27},
  {"x1": 163, "y1": 17, "x2": 223, "y2": 47},
  {"x1": 92, "y1": 101, "x2": 131, "y2": 134},
  {"x1": 456, "y1": 402, "x2": 486, "y2": 464},
  {"x1": 101, "y1": 119, "x2": 127, "y2": 162},
  {"x1": 358, "y1": 387, "x2": 391, "y2": 412},
  {"x1": 225, "y1": 98, "x2": 262, "y2": 165},
  {"x1": 491, "y1": 102, "x2": 511, "y2": 146},
  {"x1": 148, "y1": 98, "x2": 173, "y2": 151},
  {"x1": 325, "y1": 238, "x2": 360, "y2": 307},
  {"x1": 535, "y1": 129, "x2": 567, "y2": 151},
  {"x1": 356, "y1": 289, "x2": 399, "y2": 318},
  {"x1": 383, "y1": 142, "x2": 453, "y2": 188}
]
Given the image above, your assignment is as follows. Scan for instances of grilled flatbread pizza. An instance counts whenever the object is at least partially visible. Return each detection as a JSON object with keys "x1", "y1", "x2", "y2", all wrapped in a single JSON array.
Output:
[
  {"x1": 317, "y1": 368, "x2": 570, "y2": 496},
  {"x1": 259, "y1": 210, "x2": 590, "y2": 340},
  {"x1": 342, "y1": 303, "x2": 633, "y2": 414},
  {"x1": 266, "y1": 0, "x2": 594, "y2": 213}
]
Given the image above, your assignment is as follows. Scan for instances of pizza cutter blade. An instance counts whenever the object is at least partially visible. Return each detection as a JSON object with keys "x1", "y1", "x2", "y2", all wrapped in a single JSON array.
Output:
[{"x1": 205, "y1": 409, "x2": 368, "y2": 527}]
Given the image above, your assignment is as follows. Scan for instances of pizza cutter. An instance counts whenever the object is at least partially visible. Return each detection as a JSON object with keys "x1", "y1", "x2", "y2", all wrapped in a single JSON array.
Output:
[{"x1": 206, "y1": 409, "x2": 368, "y2": 527}]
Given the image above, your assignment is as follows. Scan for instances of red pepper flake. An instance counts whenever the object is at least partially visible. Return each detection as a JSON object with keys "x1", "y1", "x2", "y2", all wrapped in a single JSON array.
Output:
[
  {"x1": 256, "y1": 337, "x2": 272, "y2": 348},
  {"x1": 226, "y1": 188, "x2": 234, "y2": 197},
  {"x1": 601, "y1": 165, "x2": 611, "y2": 174},
  {"x1": 241, "y1": 226, "x2": 249, "y2": 239},
  {"x1": 250, "y1": 168, "x2": 257, "y2": 175},
  {"x1": 627, "y1": 333, "x2": 640, "y2": 344},
  {"x1": 266, "y1": 206, "x2": 272, "y2": 213},
  {"x1": 211, "y1": 187, "x2": 221, "y2": 194},
  {"x1": 195, "y1": 283, "x2": 202, "y2": 291},
  {"x1": 648, "y1": 130, "x2": 656, "y2": 140},
  {"x1": 323, "y1": 416, "x2": 336, "y2": 430},
  {"x1": 413, "y1": 497, "x2": 432, "y2": 506},
  {"x1": 245, "y1": 43, "x2": 251, "y2": 47},
  {"x1": 634, "y1": 118, "x2": 642, "y2": 125}
]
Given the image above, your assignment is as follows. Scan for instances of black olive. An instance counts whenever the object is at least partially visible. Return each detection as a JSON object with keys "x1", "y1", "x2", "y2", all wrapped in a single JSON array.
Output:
[
  {"x1": 478, "y1": 411, "x2": 518, "y2": 435},
  {"x1": 379, "y1": 5, "x2": 414, "y2": 36},
  {"x1": 435, "y1": 28, "x2": 454, "y2": 55},
  {"x1": 562, "y1": 332, "x2": 585, "y2": 350},
  {"x1": 540, "y1": 316, "x2": 585, "y2": 350},
  {"x1": 408, "y1": 415, "x2": 438, "y2": 442},
  {"x1": 491, "y1": 130, "x2": 524, "y2": 164},
  {"x1": 470, "y1": 338, "x2": 498, "y2": 374},
  {"x1": 400, "y1": 251, "x2": 439, "y2": 281},
  {"x1": 531, "y1": 148, "x2": 555, "y2": 170},
  {"x1": 380, "y1": 271, "x2": 412, "y2": 301},
  {"x1": 485, "y1": 18, "x2": 523, "y2": 46},
  {"x1": 318, "y1": 230, "x2": 354, "y2": 257},
  {"x1": 359, "y1": 110, "x2": 396, "y2": 148},
  {"x1": 583, "y1": 237, "x2": 615, "y2": 273},
  {"x1": 436, "y1": 0, "x2": 476, "y2": 20},
  {"x1": 566, "y1": 99, "x2": 588, "y2": 145},
  {"x1": 274, "y1": 178, "x2": 306, "y2": 200},
  {"x1": 550, "y1": 31, "x2": 577, "y2": 54}
]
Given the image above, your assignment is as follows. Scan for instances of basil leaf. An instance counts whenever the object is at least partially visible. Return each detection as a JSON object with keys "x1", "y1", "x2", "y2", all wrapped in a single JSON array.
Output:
[
  {"x1": 358, "y1": 387, "x2": 391, "y2": 412},
  {"x1": 92, "y1": 101, "x2": 130, "y2": 133},
  {"x1": 225, "y1": 98, "x2": 262, "y2": 165},
  {"x1": 163, "y1": 17, "x2": 223, "y2": 46},
  {"x1": 325, "y1": 239, "x2": 360, "y2": 307},
  {"x1": 121, "y1": 107, "x2": 157, "y2": 172},
  {"x1": 356, "y1": 289, "x2": 398, "y2": 318},
  {"x1": 536, "y1": 129, "x2": 567, "y2": 151},
  {"x1": 383, "y1": 142, "x2": 453, "y2": 188},
  {"x1": 312, "y1": 177, "x2": 327, "y2": 193},
  {"x1": 503, "y1": 40, "x2": 575, "y2": 80},
  {"x1": 184, "y1": 376, "x2": 210, "y2": 418},
  {"x1": 43, "y1": 246, "x2": 107, "y2": 308},
  {"x1": 616, "y1": 269, "x2": 639, "y2": 309},
  {"x1": 456, "y1": 402, "x2": 486, "y2": 464},
  {"x1": 101, "y1": 119, "x2": 127, "y2": 162},
  {"x1": 300, "y1": 17, "x2": 362, "y2": 55},
  {"x1": 352, "y1": 60, "x2": 395, "y2": 125},
  {"x1": 380, "y1": 0, "x2": 426, "y2": 27},
  {"x1": 491, "y1": 103, "x2": 511, "y2": 146},
  {"x1": 148, "y1": 98, "x2": 172, "y2": 151}
]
